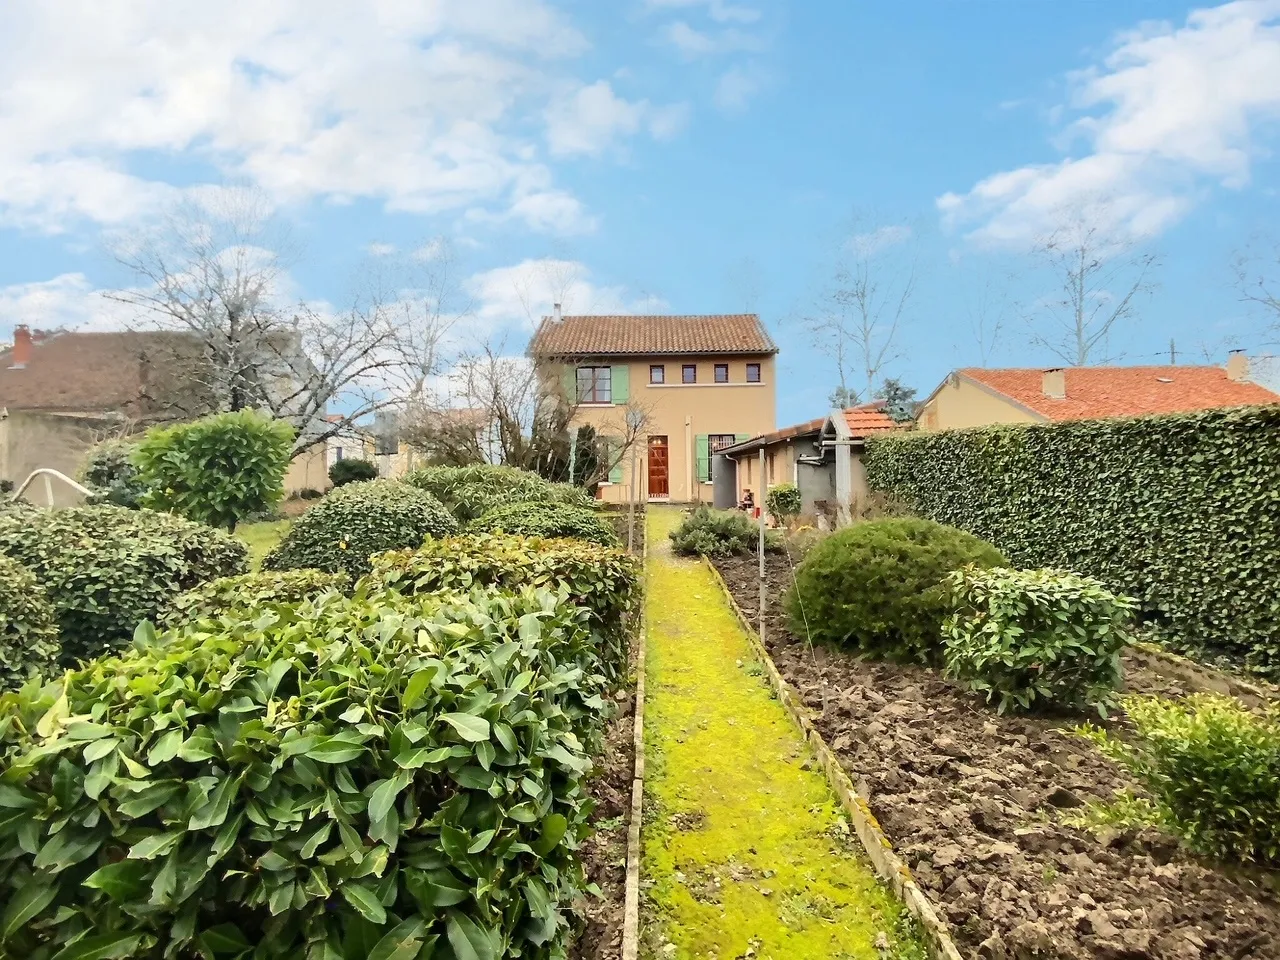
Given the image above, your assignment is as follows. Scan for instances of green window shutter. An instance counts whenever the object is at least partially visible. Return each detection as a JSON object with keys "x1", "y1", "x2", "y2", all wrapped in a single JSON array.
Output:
[
  {"x1": 696, "y1": 434, "x2": 711, "y2": 483},
  {"x1": 561, "y1": 364, "x2": 578, "y2": 403},
  {"x1": 609, "y1": 438, "x2": 624, "y2": 484},
  {"x1": 611, "y1": 364, "x2": 629, "y2": 404}
]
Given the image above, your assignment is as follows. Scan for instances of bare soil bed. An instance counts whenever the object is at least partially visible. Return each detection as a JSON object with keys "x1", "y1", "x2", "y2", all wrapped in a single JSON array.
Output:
[
  {"x1": 711, "y1": 552, "x2": 1280, "y2": 960},
  {"x1": 570, "y1": 680, "x2": 635, "y2": 960}
]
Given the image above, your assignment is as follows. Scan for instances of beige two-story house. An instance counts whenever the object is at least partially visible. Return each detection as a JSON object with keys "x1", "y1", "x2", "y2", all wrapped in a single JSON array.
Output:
[{"x1": 529, "y1": 311, "x2": 777, "y2": 503}]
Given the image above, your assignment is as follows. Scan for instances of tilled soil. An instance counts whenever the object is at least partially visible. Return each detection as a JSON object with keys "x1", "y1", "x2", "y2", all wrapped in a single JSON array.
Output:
[
  {"x1": 712, "y1": 552, "x2": 1280, "y2": 960},
  {"x1": 570, "y1": 685, "x2": 635, "y2": 960}
]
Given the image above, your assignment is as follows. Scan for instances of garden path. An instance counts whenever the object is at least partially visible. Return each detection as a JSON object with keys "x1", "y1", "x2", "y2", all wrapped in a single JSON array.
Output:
[{"x1": 640, "y1": 507, "x2": 921, "y2": 960}]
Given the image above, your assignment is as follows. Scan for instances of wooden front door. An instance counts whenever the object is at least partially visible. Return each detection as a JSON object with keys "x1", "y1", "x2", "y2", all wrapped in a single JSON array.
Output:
[{"x1": 647, "y1": 436, "x2": 669, "y2": 498}]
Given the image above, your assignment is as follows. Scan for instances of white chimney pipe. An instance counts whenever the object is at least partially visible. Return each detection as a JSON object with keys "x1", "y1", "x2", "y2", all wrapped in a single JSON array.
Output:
[
  {"x1": 552, "y1": 302, "x2": 562, "y2": 323},
  {"x1": 1042, "y1": 368, "x2": 1066, "y2": 399}
]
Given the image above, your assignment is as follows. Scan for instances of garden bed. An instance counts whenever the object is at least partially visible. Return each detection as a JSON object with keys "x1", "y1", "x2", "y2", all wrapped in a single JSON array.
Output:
[
  {"x1": 711, "y1": 552, "x2": 1280, "y2": 960},
  {"x1": 600, "y1": 503, "x2": 646, "y2": 555}
]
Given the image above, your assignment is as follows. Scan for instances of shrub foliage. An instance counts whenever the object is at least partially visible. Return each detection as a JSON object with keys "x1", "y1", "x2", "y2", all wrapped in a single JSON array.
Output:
[
  {"x1": 134, "y1": 410, "x2": 295, "y2": 532},
  {"x1": 765, "y1": 483, "x2": 802, "y2": 521},
  {"x1": 669, "y1": 506, "x2": 778, "y2": 557},
  {"x1": 1080, "y1": 694, "x2": 1280, "y2": 864},
  {"x1": 0, "y1": 586, "x2": 613, "y2": 959},
  {"x1": 264, "y1": 480, "x2": 458, "y2": 578},
  {"x1": 405, "y1": 465, "x2": 592, "y2": 523},
  {"x1": 161, "y1": 569, "x2": 351, "y2": 627},
  {"x1": 329, "y1": 458, "x2": 378, "y2": 487},
  {"x1": 784, "y1": 517, "x2": 1006, "y2": 663},
  {"x1": 864, "y1": 405, "x2": 1280, "y2": 670},
  {"x1": 77, "y1": 437, "x2": 148, "y2": 508},
  {"x1": 471, "y1": 502, "x2": 619, "y2": 546},
  {"x1": 0, "y1": 554, "x2": 60, "y2": 690},
  {"x1": 0, "y1": 506, "x2": 248, "y2": 663},
  {"x1": 942, "y1": 566, "x2": 1135, "y2": 715}
]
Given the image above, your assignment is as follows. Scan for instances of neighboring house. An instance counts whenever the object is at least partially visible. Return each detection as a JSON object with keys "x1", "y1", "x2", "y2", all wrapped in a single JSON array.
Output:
[
  {"x1": 529, "y1": 310, "x2": 777, "y2": 502},
  {"x1": 720, "y1": 403, "x2": 898, "y2": 522},
  {"x1": 916, "y1": 352, "x2": 1279, "y2": 431},
  {"x1": 0, "y1": 324, "x2": 326, "y2": 503}
]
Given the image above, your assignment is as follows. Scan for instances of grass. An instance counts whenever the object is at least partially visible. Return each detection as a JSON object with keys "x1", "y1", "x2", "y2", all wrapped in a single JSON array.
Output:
[
  {"x1": 641, "y1": 507, "x2": 925, "y2": 960},
  {"x1": 235, "y1": 518, "x2": 291, "y2": 569}
]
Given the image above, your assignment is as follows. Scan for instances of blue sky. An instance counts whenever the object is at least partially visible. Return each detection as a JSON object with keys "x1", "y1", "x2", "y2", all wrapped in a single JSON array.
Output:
[{"x1": 2, "y1": 0, "x2": 1279, "y2": 426}]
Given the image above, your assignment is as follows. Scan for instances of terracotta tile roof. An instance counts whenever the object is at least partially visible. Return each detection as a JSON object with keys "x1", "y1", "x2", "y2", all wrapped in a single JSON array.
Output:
[
  {"x1": 961, "y1": 366, "x2": 1279, "y2": 421},
  {"x1": 842, "y1": 406, "x2": 900, "y2": 437},
  {"x1": 528, "y1": 314, "x2": 777, "y2": 357},
  {"x1": 0, "y1": 330, "x2": 212, "y2": 415},
  {"x1": 720, "y1": 416, "x2": 825, "y2": 455}
]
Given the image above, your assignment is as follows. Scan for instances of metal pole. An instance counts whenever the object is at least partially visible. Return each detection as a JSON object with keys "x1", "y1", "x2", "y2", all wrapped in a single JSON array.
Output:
[{"x1": 758, "y1": 447, "x2": 766, "y2": 644}]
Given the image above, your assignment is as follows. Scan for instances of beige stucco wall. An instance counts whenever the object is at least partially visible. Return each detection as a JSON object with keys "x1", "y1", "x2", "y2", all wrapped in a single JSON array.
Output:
[
  {"x1": 731, "y1": 435, "x2": 813, "y2": 505},
  {"x1": 284, "y1": 445, "x2": 329, "y2": 495},
  {"x1": 916, "y1": 375, "x2": 1042, "y2": 431},
  {"x1": 566, "y1": 354, "x2": 776, "y2": 503},
  {"x1": 0, "y1": 411, "x2": 122, "y2": 506}
]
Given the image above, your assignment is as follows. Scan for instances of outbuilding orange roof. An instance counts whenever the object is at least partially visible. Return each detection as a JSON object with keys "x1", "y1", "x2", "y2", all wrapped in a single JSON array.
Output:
[
  {"x1": 843, "y1": 406, "x2": 899, "y2": 437},
  {"x1": 961, "y1": 366, "x2": 1278, "y2": 421}
]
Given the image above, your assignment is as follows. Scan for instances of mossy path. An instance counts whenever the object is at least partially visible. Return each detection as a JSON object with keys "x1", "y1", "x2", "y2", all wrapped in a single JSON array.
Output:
[{"x1": 640, "y1": 507, "x2": 923, "y2": 960}]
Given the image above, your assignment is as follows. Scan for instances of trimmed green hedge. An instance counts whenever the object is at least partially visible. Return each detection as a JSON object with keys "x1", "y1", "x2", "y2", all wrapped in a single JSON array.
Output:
[
  {"x1": 865, "y1": 404, "x2": 1280, "y2": 671},
  {"x1": 405, "y1": 465, "x2": 592, "y2": 523},
  {"x1": 160, "y1": 569, "x2": 350, "y2": 627},
  {"x1": 471, "y1": 502, "x2": 619, "y2": 546},
  {"x1": 0, "y1": 554, "x2": 60, "y2": 690}
]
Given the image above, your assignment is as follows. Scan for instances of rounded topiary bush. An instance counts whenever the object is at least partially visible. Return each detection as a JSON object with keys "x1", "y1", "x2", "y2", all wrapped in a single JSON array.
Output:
[
  {"x1": 0, "y1": 554, "x2": 60, "y2": 690},
  {"x1": 263, "y1": 479, "x2": 458, "y2": 577},
  {"x1": 77, "y1": 436, "x2": 148, "y2": 508},
  {"x1": 471, "y1": 501, "x2": 619, "y2": 546},
  {"x1": 0, "y1": 505, "x2": 248, "y2": 663},
  {"x1": 766, "y1": 483, "x2": 802, "y2": 521},
  {"x1": 161, "y1": 569, "x2": 351, "y2": 627},
  {"x1": 785, "y1": 517, "x2": 1006, "y2": 664},
  {"x1": 328, "y1": 457, "x2": 378, "y2": 487},
  {"x1": 670, "y1": 506, "x2": 779, "y2": 557},
  {"x1": 405, "y1": 465, "x2": 592, "y2": 522}
]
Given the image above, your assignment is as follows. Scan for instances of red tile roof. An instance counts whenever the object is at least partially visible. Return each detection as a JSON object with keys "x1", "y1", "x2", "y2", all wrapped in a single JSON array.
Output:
[
  {"x1": 721, "y1": 404, "x2": 899, "y2": 455},
  {"x1": 843, "y1": 407, "x2": 899, "y2": 437},
  {"x1": 528, "y1": 314, "x2": 776, "y2": 357},
  {"x1": 961, "y1": 366, "x2": 1279, "y2": 421}
]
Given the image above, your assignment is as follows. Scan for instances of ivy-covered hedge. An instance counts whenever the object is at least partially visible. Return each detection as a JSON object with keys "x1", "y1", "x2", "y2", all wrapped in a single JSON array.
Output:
[
  {"x1": 0, "y1": 554, "x2": 60, "y2": 690},
  {"x1": 470, "y1": 502, "x2": 619, "y2": 546},
  {"x1": 0, "y1": 586, "x2": 609, "y2": 960},
  {"x1": 0, "y1": 506, "x2": 248, "y2": 663},
  {"x1": 160, "y1": 569, "x2": 350, "y2": 627},
  {"x1": 405, "y1": 465, "x2": 593, "y2": 523},
  {"x1": 865, "y1": 404, "x2": 1280, "y2": 670}
]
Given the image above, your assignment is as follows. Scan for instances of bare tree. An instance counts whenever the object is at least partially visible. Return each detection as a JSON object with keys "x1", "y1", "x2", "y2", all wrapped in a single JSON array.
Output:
[
  {"x1": 108, "y1": 191, "x2": 460, "y2": 456},
  {"x1": 1232, "y1": 236, "x2": 1280, "y2": 346},
  {"x1": 804, "y1": 215, "x2": 917, "y2": 406},
  {"x1": 1028, "y1": 203, "x2": 1159, "y2": 365},
  {"x1": 964, "y1": 268, "x2": 1012, "y2": 366}
]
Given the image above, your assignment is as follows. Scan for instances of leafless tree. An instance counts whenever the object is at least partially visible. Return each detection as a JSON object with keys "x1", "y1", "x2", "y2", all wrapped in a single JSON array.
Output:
[
  {"x1": 964, "y1": 268, "x2": 1012, "y2": 366},
  {"x1": 1028, "y1": 202, "x2": 1159, "y2": 365},
  {"x1": 804, "y1": 215, "x2": 918, "y2": 405},
  {"x1": 1232, "y1": 236, "x2": 1280, "y2": 347},
  {"x1": 107, "y1": 191, "x2": 460, "y2": 456}
]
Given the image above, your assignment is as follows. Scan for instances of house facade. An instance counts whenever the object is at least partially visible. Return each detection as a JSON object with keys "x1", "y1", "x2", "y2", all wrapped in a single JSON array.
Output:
[
  {"x1": 529, "y1": 312, "x2": 777, "y2": 503},
  {"x1": 916, "y1": 352, "x2": 1279, "y2": 431}
]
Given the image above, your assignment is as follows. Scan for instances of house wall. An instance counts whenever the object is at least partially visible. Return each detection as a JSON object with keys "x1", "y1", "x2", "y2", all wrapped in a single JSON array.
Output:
[
  {"x1": 284, "y1": 445, "x2": 329, "y2": 495},
  {"x1": 916, "y1": 375, "x2": 1042, "y2": 431},
  {"x1": 564, "y1": 354, "x2": 776, "y2": 503},
  {"x1": 0, "y1": 411, "x2": 113, "y2": 506}
]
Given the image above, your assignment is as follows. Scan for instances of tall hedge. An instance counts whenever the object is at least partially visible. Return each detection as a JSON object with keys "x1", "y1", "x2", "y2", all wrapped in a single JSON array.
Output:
[{"x1": 863, "y1": 404, "x2": 1280, "y2": 670}]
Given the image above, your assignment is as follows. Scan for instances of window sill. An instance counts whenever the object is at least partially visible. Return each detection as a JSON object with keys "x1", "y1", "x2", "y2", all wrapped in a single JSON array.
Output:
[{"x1": 645, "y1": 381, "x2": 766, "y2": 388}]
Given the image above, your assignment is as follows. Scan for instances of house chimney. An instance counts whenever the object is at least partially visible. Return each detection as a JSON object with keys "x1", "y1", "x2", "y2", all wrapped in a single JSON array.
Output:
[
  {"x1": 1226, "y1": 349, "x2": 1249, "y2": 382},
  {"x1": 9, "y1": 325, "x2": 31, "y2": 369},
  {"x1": 552, "y1": 302, "x2": 562, "y2": 323},
  {"x1": 1042, "y1": 367, "x2": 1066, "y2": 399}
]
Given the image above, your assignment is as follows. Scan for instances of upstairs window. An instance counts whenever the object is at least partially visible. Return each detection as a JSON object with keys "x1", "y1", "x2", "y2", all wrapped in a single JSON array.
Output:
[
  {"x1": 715, "y1": 363, "x2": 729, "y2": 383},
  {"x1": 682, "y1": 364, "x2": 697, "y2": 384},
  {"x1": 650, "y1": 364, "x2": 665, "y2": 384},
  {"x1": 576, "y1": 365, "x2": 612, "y2": 404},
  {"x1": 746, "y1": 363, "x2": 761, "y2": 383}
]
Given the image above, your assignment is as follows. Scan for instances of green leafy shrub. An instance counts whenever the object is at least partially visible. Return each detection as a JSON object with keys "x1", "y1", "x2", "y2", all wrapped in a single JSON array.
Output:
[
  {"x1": 942, "y1": 566, "x2": 1135, "y2": 715},
  {"x1": 77, "y1": 436, "x2": 148, "y2": 508},
  {"x1": 371, "y1": 533, "x2": 641, "y2": 681},
  {"x1": 161, "y1": 569, "x2": 350, "y2": 627},
  {"x1": 471, "y1": 501, "x2": 619, "y2": 546},
  {"x1": 405, "y1": 465, "x2": 592, "y2": 523},
  {"x1": 1079, "y1": 694, "x2": 1280, "y2": 864},
  {"x1": 0, "y1": 506, "x2": 248, "y2": 663},
  {"x1": 864, "y1": 404, "x2": 1280, "y2": 671},
  {"x1": 785, "y1": 517, "x2": 1006, "y2": 663},
  {"x1": 263, "y1": 479, "x2": 458, "y2": 578},
  {"x1": 329, "y1": 457, "x2": 378, "y2": 487},
  {"x1": 134, "y1": 409, "x2": 295, "y2": 532},
  {"x1": 670, "y1": 506, "x2": 779, "y2": 557},
  {"x1": 0, "y1": 554, "x2": 60, "y2": 690},
  {"x1": 0, "y1": 586, "x2": 611, "y2": 959},
  {"x1": 766, "y1": 483, "x2": 802, "y2": 521}
]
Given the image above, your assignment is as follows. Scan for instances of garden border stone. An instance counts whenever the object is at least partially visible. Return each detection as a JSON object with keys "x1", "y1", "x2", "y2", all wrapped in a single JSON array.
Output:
[
  {"x1": 621, "y1": 531, "x2": 648, "y2": 960},
  {"x1": 704, "y1": 558, "x2": 964, "y2": 960}
]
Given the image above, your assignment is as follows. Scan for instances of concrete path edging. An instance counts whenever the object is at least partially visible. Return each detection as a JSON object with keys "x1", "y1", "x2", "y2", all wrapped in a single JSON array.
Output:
[
  {"x1": 704, "y1": 559, "x2": 965, "y2": 960},
  {"x1": 621, "y1": 535, "x2": 648, "y2": 960}
]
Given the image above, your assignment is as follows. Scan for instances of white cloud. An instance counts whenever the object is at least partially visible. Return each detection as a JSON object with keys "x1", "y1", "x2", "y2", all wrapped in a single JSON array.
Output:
[
  {"x1": 545, "y1": 80, "x2": 689, "y2": 157},
  {"x1": 0, "y1": 273, "x2": 138, "y2": 334},
  {"x1": 367, "y1": 242, "x2": 397, "y2": 257},
  {"x1": 713, "y1": 65, "x2": 766, "y2": 112},
  {"x1": 0, "y1": 0, "x2": 669, "y2": 236},
  {"x1": 940, "y1": 0, "x2": 1280, "y2": 245},
  {"x1": 646, "y1": 0, "x2": 762, "y2": 24},
  {"x1": 663, "y1": 21, "x2": 764, "y2": 59},
  {"x1": 848, "y1": 224, "x2": 913, "y2": 257}
]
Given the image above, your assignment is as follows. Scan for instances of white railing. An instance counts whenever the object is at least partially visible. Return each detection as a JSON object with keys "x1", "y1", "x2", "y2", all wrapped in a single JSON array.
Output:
[{"x1": 11, "y1": 468, "x2": 92, "y2": 507}]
